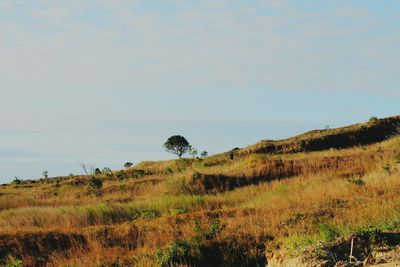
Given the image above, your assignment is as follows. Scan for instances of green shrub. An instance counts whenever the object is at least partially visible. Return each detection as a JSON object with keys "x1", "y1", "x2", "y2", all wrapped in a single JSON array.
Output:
[
  {"x1": 88, "y1": 176, "x2": 103, "y2": 195},
  {"x1": 94, "y1": 168, "x2": 102, "y2": 175},
  {"x1": 89, "y1": 176, "x2": 103, "y2": 189},
  {"x1": 193, "y1": 218, "x2": 222, "y2": 241},
  {"x1": 286, "y1": 213, "x2": 306, "y2": 226},
  {"x1": 115, "y1": 170, "x2": 127, "y2": 180},
  {"x1": 131, "y1": 169, "x2": 146, "y2": 178},
  {"x1": 298, "y1": 140, "x2": 306, "y2": 151},
  {"x1": 357, "y1": 226, "x2": 384, "y2": 244},
  {"x1": 157, "y1": 239, "x2": 198, "y2": 267},
  {"x1": 157, "y1": 218, "x2": 223, "y2": 266},
  {"x1": 164, "y1": 167, "x2": 174, "y2": 175},
  {"x1": 383, "y1": 220, "x2": 400, "y2": 231},
  {"x1": 318, "y1": 223, "x2": 339, "y2": 242},
  {"x1": 383, "y1": 164, "x2": 392, "y2": 174},
  {"x1": 347, "y1": 178, "x2": 365, "y2": 187},
  {"x1": 11, "y1": 177, "x2": 22, "y2": 185},
  {"x1": 102, "y1": 167, "x2": 112, "y2": 173},
  {"x1": 6, "y1": 259, "x2": 23, "y2": 267},
  {"x1": 171, "y1": 208, "x2": 188, "y2": 216},
  {"x1": 141, "y1": 209, "x2": 161, "y2": 219}
]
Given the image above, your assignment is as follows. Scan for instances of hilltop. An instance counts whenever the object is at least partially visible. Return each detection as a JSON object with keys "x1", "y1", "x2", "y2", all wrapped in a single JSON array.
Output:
[{"x1": 0, "y1": 115, "x2": 400, "y2": 266}]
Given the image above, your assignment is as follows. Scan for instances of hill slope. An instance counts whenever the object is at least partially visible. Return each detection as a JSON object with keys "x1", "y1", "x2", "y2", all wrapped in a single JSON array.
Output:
[{"x1": 1, "y1": 116, "x2": 400, "y2": 266}]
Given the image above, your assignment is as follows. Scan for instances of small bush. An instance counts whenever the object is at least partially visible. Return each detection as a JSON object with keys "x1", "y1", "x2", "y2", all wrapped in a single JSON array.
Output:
[
  {"x1": 383, "y1": 164, "x2": 392, "y2": 174},
  {"x1": 318, "y1": 223, "x2": 339, "y2": 242},
  {"x1": 88, "y1": 176, "x2": 103, "y2": 195},
  {"x1": 89, "y1": 177, "x2": 103, "y2": 189},
  {"x1": 193, "y1": 217, "x2": 222, "y2": 241},
  {"x1": 6, "y1": 259, "x2": 23, "y2": 267},
  {"x1": 130, "y1": 169, "x2": 146, "y2": 178},
  {"x1": 284, "y1": 235, "x2": 316, "y2": 253},
  {"x1": 156, "y1": 239, "x2": 198, "y2": 267},
  {"x1": 347, "y1": 178, "x2": 366, "y2": 187},
  {"x1": 102, "y1": 167, "x2": 112, "y2": 173},
  {"x1": 11, "y1": 177, "x2": 22, "y2": 185},
  {"x1": 357, "y1": 226, "x2": 384, "y2": 244},
  {"x1": 141, "y1": 209, "x2": 161, "y2": 219},
  {"x1": 94, "y1": 168, "x2": 102, "y2": 175},
  {"x1": 115, "y1": 170, "x2": 127, "y2": 180},
  {"x1": 157, "y1": 218, "x2": 223, "y2": 267},
  {"x1": 298, "y1": 140, "x2": 306, "y2": 151},
  {"x1": 164, "y1": 167, "x2": 174, "y2": 175},
  {"x1": 171, "y1": 208, "x2": 188, "y2": 216},
  {"x1": 384, "y1": 220, "x2": 400, "y2": 231},
  {"x1": 286, "y1": 213, "x2": 306, "y2": 226}
]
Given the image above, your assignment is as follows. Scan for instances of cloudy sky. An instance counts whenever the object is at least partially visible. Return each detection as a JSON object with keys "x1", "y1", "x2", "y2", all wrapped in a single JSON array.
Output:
[{"x1": 0, "y1": 0, "x2": 399, "y2": 182}]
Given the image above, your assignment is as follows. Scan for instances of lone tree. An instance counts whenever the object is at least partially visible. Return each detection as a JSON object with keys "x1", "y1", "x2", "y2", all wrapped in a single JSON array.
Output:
[
  {"x1": 124, "y1": 162, "x2": 133, "y2": 168},
  {"x1": 164, "y1": 135, "x2": 190, "y2": 158}
]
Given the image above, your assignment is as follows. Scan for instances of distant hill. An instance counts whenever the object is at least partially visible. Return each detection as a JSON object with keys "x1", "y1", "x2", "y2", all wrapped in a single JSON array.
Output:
[
  {"x1": 238, "y1": 115, "x2": 400, "y2": 154},
  {"x1": 0, "y1": 115, "x2": 400, "y2": 266}
]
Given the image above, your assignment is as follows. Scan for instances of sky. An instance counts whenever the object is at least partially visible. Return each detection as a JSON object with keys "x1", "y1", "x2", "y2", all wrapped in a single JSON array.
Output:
[{"x1": 0, "y1": 0, "x2": 399, "y2": 182}]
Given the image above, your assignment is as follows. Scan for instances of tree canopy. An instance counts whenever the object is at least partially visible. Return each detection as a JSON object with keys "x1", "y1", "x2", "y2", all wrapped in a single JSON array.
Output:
[{"x1": 164, "y1": 135, "x2": 190, "y2": 158}]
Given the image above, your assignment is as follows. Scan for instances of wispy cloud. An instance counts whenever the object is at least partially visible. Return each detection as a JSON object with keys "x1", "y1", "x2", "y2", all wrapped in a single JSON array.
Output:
[{"x1": 1, "y1": 0, "x2": 398, "y2": 92}]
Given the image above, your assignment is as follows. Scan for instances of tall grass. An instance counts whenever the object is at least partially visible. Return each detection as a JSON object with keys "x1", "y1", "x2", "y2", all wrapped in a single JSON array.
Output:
[
  {"x1": 0, "y1": 136, "x2": 399, "y2": 266},
  {"x1": 0, "y1": 194, "x2": 205, "y2": 230}
]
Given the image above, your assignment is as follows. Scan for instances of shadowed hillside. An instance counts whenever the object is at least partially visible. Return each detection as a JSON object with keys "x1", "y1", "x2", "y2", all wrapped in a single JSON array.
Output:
[
  {"x1": 238, "y1": 115, "x2": 400, "y2": 155},
  {"x1": 1, "y1": 116, "x2": 400, "y2": 266}
]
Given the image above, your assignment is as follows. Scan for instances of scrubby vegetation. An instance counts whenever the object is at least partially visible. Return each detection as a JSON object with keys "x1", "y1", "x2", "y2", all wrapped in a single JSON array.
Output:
[{"x1": 1, "y1": 116, "x2": 400, "y2": 266}]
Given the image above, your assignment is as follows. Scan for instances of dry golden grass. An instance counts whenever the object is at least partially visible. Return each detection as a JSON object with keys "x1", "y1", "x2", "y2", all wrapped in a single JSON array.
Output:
[{"x1": 0, "y1": 127, "x2": 399, "y2": 266}]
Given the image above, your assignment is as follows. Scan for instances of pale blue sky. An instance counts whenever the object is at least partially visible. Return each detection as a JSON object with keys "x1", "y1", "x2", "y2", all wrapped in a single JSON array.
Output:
[{"x1": 0, "y1": 0, "x2": 399, "y2": 182}]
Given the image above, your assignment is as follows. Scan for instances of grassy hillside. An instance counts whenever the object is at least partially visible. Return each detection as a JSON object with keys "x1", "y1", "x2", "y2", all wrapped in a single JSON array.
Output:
[{"x1": 1, "y1": 116, "x2": 400, "y2": 266}]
